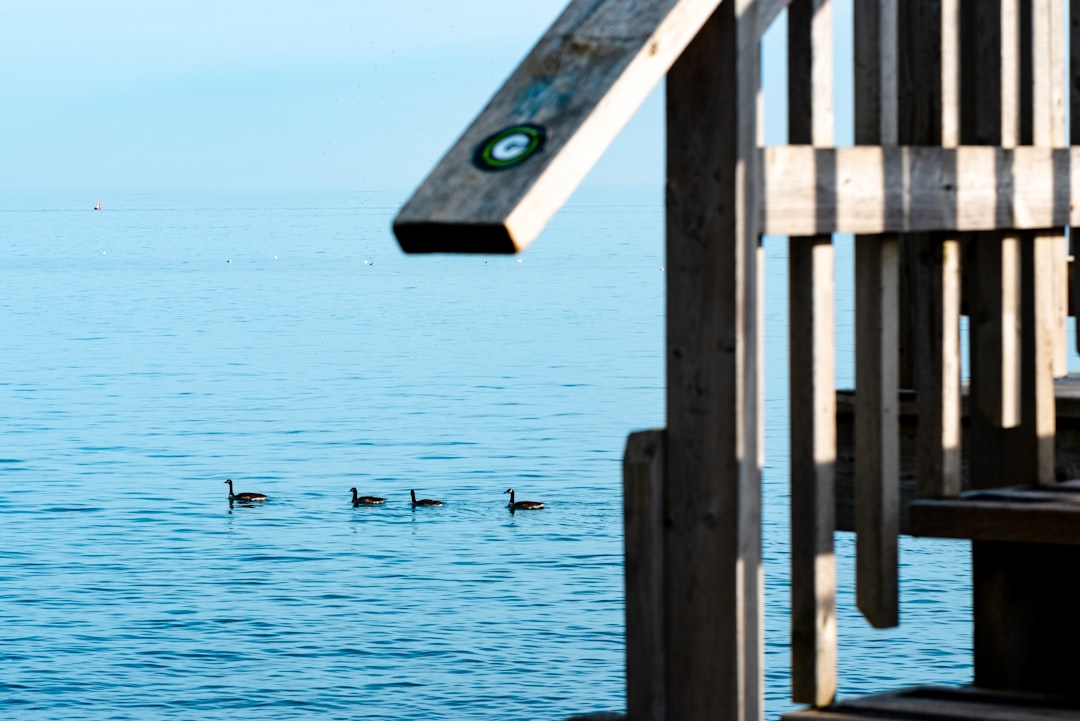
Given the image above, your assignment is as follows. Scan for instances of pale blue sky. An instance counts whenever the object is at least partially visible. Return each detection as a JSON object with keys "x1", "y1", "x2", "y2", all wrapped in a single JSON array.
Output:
[{"x1": 0, "y1": 1, "x2": 852, "y2": 195}]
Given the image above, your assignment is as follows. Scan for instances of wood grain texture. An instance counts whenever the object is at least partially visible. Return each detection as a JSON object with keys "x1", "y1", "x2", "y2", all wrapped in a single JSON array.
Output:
[
  {"x1": 834, "y1": 376, "x2": 1080, "y2": 533},
  {"x1": 760, "y1": 146, "x2": 1080, "y2": 236},
  {"x1": 783, "y1": 684, "x2": 1080, "y2": 721},
  {"x1": 852, "y1": 0, "x2": 900, "y2": 630},
  {"x1": 941, "y1": 0, "x2": 960, "y2": 147},
  {"x1": 393, "y1": 0, "x2": 724, "y2": 253},
  {"x1": 1072, "y1": 0, "x2": 1080, "y2": 355},
  {"x1": 1031, "y1": 0, "x2": 1069, "y2": 378},
  {"x1": 897, "y1": 0, "x2": 962, "y2": 499},
  {"x1": 853, "y1": 234, "x2": 900, "y2": 629},
  {"x1": 787, "y1": 0, "x2": 836, "y2": 707},
  {"x1": 1025, "y1": 233, "x2": 1058, "y2": 484},
  {"x1": 789, "y1": 238, "x2": 838, "y2": 704},
  {"x1": 958, "y1": 0, "x2": 1023, "y2": 493},
  {"x1": 664, "y1": 2, "x2": 761, "y2": 719},
  {"x1": 913, "y1": 235, "x2": 963, "y2": 498},
  {"x1": 623, "y1": 429, "x2": 666, "y2": 721},
  {"x1": 910, "y1": 488, "x2": 1080, "y2": 544}
]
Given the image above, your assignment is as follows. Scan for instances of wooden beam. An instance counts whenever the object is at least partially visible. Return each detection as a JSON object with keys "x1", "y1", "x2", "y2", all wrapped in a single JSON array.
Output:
[
  {"x1": 897, "y1": 0, "x2": 964, "y2": 500},
  {"x1": 787, "y1": 0, "x2": 836, "y2": 707},
  {"x1": 1072, "y1": 0, "x2": 1080, "y2": 353},
  {"x1": 392, "y1": 0, "x2": 725, "y2": 254},
  {"x1": 1026, "y1": 0, "x2": 1062, "y2": 481},
  {"x1": 623, "y1": 429, "x2": 666, "y2": 721},
  {"x1": 853, "y1": 0, "x2": 900, "y2": 631},
  {"x1": 760, "y1": 146, "x2": 1080, "y2": 236},
  {"x1": 664, "y1": 1, "x2": 761, "y2": 719},
  {"x1": 783, "y1": 684, "x2": 1080, "y2": 721},
  {"x1": 1032, "y1": 0, "x2": 1069, "y2": 379},
  {"x1": 961, "y1": 0, "x2": 1023, "y2": 451},
  {"x1": 910, "y1": 483, "x2": 1080, "y2": 544}
]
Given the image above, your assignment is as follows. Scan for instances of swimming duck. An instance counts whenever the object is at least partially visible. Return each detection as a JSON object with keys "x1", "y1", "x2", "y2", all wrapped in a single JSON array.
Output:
[
  {"x1": 410, "y1": 489, "x2": 443, "y2": 507},
  {"x1": 505, "y1": 488, "x2": 543, "y2": 510},
  {"x1": 225, "y1": 479, "x2": 267, "y2": 503},
  {"x1": 350, "y1": 487, "x2": 385, "y2": 506}
]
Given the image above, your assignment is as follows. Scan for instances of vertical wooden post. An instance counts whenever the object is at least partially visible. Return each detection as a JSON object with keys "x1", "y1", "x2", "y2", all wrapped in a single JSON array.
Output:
[
  {"x1": 665, "y1": 0, "x2": 762, "y2": 718},
  {"x1": 853, "y1": 0, "x2": 900, "y2": 629},
  {"x1": 963, "y1": 0, "x2": 1024, "y2": 493},
  {"x1": 973, "y1": 0, "x2": 1064, "y2": 698},
  {"x1": 973, "y1": 542, "x2": 1080, "y2": 697},
  {"x1": 1072, "y1": 0, "x2": 1080, "y2": 354},
  {"x1": 624, "y1": 430, "x2": 666, "y2": 721},
  {"x1": 900, "y1": 0, "x2": 964, "y2": 499},
  {"x1": 1027, "y1": 0, "x2": 1062, "y2": 483},
  {"x1": 1032, "y1": 0, "x2": 1068, "y2": 380},
  {"x1": 788, "y1": 0, "x2": 837, "y2": 707}
]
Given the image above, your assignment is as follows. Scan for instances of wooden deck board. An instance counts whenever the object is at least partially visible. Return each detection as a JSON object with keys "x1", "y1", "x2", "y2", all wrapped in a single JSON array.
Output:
[
  {"x1": 909, "y1": 483, "x2": 1080, "y2": 544},
  {"x1": 783, "y1": 687, "x2": 1080, "y2": 721}
]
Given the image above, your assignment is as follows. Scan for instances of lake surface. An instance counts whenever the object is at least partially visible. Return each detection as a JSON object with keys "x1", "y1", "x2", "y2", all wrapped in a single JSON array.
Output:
[{"x1": 1, "y1": 188, "x2": 974, "y2": 719}]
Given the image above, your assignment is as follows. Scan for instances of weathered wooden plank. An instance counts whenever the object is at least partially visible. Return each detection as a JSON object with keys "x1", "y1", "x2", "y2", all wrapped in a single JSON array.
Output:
[
  {"x1": 787, "y1": 0, "x2": 836, "y2": 705},
  {"x1": 759, "y1": 146, "x2": 1080, "y2": 236},
  {"x1": 623, "y1": 429, "x2": 666, "y2": 721},
  {"x1": 1032, "y1": 0, "x2": 1069, "y2": 378},
  {"x1": 1004, "y1": 1, "x2": 1058, "y2": 488},
  {"x1": 1025, "y1": 232, "x2": 1059, "y2": 484},
  {"x1": 789, "y1": 233, "x2": 837, "y2": 705},
  {"x1": 913, "y1": 235, "x2": 963, "y2": 498},
  {"x1": 836, "y1": 691, "x2": 1080, "y2": 721},
  {"x1": 853, "y1": 0, "x2": 900, "y2": 630},
  {"x1": 920, "y1": 0, "x2": 963, "y2": 497},
  {"x1": 1001, "y1": 0, "x2": 1020, "y2": 148},
  {"x1": 897, "y1": 0, "x2": 963, "y2": 500},
  {"x1": 1072, "y1": 0, "x2": 1080, "y2": 353},
  {"x1": 910, "y1": 494, "x2": 1080, "y2": 544},
  {"x1": 961, "y1": 0, "x2": 1023, "y2": 479},
  {"x1": 941, "y1": 0, "x2": 959, "y2": 148},
  {"x1": 853, "y1": 233, "x2": 900, "y2": 628},
  {"x1": 664, "y1": 2, "x2": 761, "y2": 719},
  {"x1": 783, "y1": 685, "x2": 1080, "y2": 721},
  {"x1": 834, "y1": 377, "x2": 1080, "y2": 533},
  {"x1": 392, "y1": 0, "x2": 725, "y2": 254}
]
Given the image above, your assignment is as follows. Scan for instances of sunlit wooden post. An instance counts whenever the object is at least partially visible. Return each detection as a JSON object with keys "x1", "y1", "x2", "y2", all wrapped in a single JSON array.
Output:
[
  {"x1": 787, "y1": 0, "x2": 837, "y2": 707},
  {"x1": 905, "y1": 0, "x2": 962, "y2": 501},
  {"x1": 853, "y1": 0, "x2": 900, "y2": 631},
  {"x1": 665, "y1": 2, "x2": 762, "y2": 718}
]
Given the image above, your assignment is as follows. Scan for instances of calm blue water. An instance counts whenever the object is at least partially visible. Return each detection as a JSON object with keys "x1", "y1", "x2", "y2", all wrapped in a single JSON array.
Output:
[{"x1": 1, "y1": 188, "x2": 972, "y2": 720}]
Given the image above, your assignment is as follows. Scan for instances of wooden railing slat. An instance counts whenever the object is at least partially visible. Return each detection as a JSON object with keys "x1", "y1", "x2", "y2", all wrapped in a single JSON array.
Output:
[
  {"x1": 788, "y1": 0, "x2": 837, "y2": 705},
  {"x1": 853, "y1": 0, "x2": 900, "y2": 630},
  {"x1": 901, "y1": 0, "x2": 963, "y2": 500},
  {"x1": 1071, "y1": 0, "x2": 1080, "y2": 353},
  {"x1": 624, "y1": 430, "x2": 666, "y2": 721},
  {"x1": 760, "y1": 145, "x2": 1080, "y2": 236},
  {"x1": 1031, "y1": 0, "x2": 1069, "y2": 379},
  {"x1": 392, "y1": 0, "x2": 725, "y2": 254}
]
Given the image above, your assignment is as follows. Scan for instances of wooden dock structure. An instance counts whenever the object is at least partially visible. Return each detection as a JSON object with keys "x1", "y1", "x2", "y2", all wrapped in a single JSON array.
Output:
[{"x1": 393, "y1": 0, "x2": 1080, "y2": 719}]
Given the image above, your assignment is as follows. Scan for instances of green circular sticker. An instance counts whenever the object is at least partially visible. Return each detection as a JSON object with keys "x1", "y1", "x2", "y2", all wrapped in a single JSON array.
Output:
[{"x1": 474, "y1": 124, "x2": 546, "y2": 171}]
